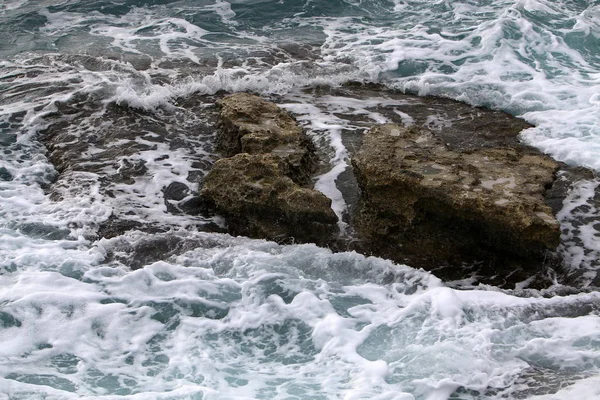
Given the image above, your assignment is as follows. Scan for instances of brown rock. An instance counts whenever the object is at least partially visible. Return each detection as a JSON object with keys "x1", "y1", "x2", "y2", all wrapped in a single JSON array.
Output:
[
  {"x1": 200, "y1": 153, "x2": 337, "y2": 244},
  {"x1": 216, "y1": 93, "x2": 316, "y2": 185},
  {"x1": 352, "y1": 124, "x2": 560, "y2": 268},
  {"x1": 201, "y1": 93, "x2": 338, "y2": 244}
]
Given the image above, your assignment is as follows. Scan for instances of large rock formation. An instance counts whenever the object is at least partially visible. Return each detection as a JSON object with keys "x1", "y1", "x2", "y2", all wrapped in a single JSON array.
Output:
[
  {"x1": 200, "y1": 93, "x2": 338, "y2": 244},
  {"x1": 35, "y1": 80, "x2": 599, "y2": 286},
  {"x1": 352, "y1": 123, "x2": 561, "y2": 269}
]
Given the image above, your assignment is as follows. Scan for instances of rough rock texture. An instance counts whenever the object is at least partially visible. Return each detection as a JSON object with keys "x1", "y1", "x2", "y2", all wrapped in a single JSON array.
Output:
[
  {"x1": 216, "y1": 93, "x2": 317, "y2": 185},
  {"x1": 37, "y1": 88, "x2": 223, "y2": 239},
  {"x1": 200, "y1": 93, "x2": 338, "y2": 244},
  {"x1": 352, "y1": 123, "x2": 561, "y2": 269},
  {"x1": 35, "y1": 78, "x2": 599, "y2": 286},
  {"x1": 201, "y1": 153, "x2": 337, "y2": 244}
]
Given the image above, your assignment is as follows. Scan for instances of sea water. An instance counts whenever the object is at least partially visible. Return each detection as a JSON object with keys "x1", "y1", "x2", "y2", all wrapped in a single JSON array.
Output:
[{"x1": 1, "y1": 1, "x2": 600, "y2": 399}]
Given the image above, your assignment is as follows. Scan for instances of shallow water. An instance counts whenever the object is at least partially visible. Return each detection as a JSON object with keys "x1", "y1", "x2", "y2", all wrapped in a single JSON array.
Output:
[{"x1": 1, "y1": 1, "x2": 600, "y2": 399}]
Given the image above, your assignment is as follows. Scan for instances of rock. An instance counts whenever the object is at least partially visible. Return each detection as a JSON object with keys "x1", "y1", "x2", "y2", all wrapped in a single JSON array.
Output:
[
  {"x1": 164, "y1": 181, "x2": 191, "y2": 214},
  {"x1": 0, "y1": 132, "x2": 17, "y2": 147},
  {"x1": 33, "y1": 79, "x2": 599, "y2": 287},
  {"x1": 116, "y1": 158, "x2": 148, "y2": 185},
  {"x1": 351, "y1": 124, "x2": 560, "y2": 269},
  {"x1": 36, "y1": 88, "x2": 222, "y2": 238},
  {"x1": 106, "y1": 234, "x2": 193, "y2": 270},
  {"x1": 17, "y1": 222, "x2": 71, "y2": 240},
  {"x1": 200, "y1": 93, "x2": 338, "y2": 244},
  {"x1": 164, "y1": 181, "x2": 190, "y2": 202},
  {"x1": 178, "y1": 196, "x2": 205, "y2": 215},
  {"x1": 0, "y1": 167, "x2": 13, "y2": 181},
  {"x1": 544, "y1": 167, "x2": 596, "y2": 215},
  {"x1": 216, "y1": 92, "x2": 316, "y2": 185},
  {"x1": 200, "y1": 153, "x2": 337, "y2": 245},
  {"x1": 96, "y1": 215, "x2": 148, "y2": 240}
]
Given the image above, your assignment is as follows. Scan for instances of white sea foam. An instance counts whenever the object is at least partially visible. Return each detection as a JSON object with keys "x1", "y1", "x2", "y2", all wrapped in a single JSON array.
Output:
[
  {"x1": 2, "y1": 1, "x2": 600, "y2": 398},
  {"x1": 2, "y1": 230, "x2": 600, "y2": 399},
  {"x1": 280, "y1": 98, "x2": 354, "y2": 231},
  {"x1": 205, "y1": 0, "x2": 238, "y2": 26},
  {"x1": 316, "y1": 0, "x2": 600, "y2": 171},
  {"x1": 556, "y1": 178, "x2": 600, "y2": 285},
  {"x1": 527, "y1": 375, "x2": 600, "y2": 400},
  {"x1": 280, "y1": 93, "x2": 421, "y2": 229},
  {"x1": 7, "y1": 0, "x2": 600, "y2": 177}
]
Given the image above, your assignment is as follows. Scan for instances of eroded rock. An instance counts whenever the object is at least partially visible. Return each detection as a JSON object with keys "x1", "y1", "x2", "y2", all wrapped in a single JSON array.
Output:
[
  {"x1": 216, "y1": 92, "x2": 316, "y2": 185},
  {"x1": 352, "y1": 124, "x2": 561, "y2": 269},
  {"x1": 200, "y1": 93, "x2": 338, "y2": 244},
  {"x1": 37, "y1": 89, "x2": 222, "y2": 239},
  {"x1": 200, "y1": 153, "x2": 337, "y2": 244}
]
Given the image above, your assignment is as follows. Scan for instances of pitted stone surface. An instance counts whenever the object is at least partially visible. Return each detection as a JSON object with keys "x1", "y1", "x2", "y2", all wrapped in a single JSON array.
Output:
[
  {"x1": 200, "y1": 153, "x2": 337, "y2": 244},
  {"x1": 201, "y1": 94, "x2": 338, "y2": 244},
  {"x1": 352, "y1": 123, "x2": 560, "y2": 266},
  {"x1": 216, "y1": 93, "x2": 316, "y2": 185}
]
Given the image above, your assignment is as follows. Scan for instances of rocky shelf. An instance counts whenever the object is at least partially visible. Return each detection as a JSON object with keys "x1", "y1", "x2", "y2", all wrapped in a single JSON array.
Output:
[
  {"x1": 36, "y1": 83, "x2": 600, "y2": 288},
  {"x1": 198, "y1": 90, "x2": 598, "y2": 287}
]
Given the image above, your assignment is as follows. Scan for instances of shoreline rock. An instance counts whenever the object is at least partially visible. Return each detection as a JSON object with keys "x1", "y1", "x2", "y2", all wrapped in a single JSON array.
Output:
[
  {"x1": 351, "y1": 123, "x2": 561, "y2": 270},
  {"x1": 200, "y1": 92, "x2": 566, "y2": 283},
  {"x1": 200, "y1": 93, "x2": 338, "y2": 245},
  {"x1": 34, "y1": 81, "x2": 599, "y2": 287}
]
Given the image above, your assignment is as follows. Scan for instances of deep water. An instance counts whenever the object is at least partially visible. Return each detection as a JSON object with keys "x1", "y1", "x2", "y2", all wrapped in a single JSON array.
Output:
[{"x1": 1, "y1": 1, "x2": 600, "y2": 399}]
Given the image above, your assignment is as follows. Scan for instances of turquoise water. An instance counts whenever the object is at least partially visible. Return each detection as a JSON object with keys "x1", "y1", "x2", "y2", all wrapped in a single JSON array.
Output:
[{"x1": 1, "y1": 1, "x2": 600, "y2": 399}]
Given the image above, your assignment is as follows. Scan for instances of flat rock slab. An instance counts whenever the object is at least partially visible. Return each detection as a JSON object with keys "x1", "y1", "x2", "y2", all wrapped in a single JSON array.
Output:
[{"x1": 352, "y1": 123, "x2": 561, "y2": 268}]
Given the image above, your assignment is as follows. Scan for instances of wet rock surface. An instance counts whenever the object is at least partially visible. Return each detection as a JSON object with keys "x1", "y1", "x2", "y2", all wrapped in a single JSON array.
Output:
[
  {"x1": 286, "y1": 84, "x2": 600, "y2": 287},
  {"x1": 33, "y1": 78, "x2": 600, "y2": 286},
  {"x1": 200, "y1": 93, "x2": 338, "y2": 244},
  {"x1": 216, "y1": 93, "x2": 317, "y2": 185},
  {"x1": 351, "y1": 123, "x2": 560, "y2": 274},
  {"x1": 201, "y1": 153, "x2": 338, "y2": 245},
  {"x1": 38, "y1": 90, "x2": 222, "y2": 238}
]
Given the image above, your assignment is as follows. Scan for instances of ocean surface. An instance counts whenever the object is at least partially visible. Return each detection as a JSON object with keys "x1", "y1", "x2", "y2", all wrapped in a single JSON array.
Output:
[{"x1": 1, "y1": 0, "x2": 600, "y2": 399}]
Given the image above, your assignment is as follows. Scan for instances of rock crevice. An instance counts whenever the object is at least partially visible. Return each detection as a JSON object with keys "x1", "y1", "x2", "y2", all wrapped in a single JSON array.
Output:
[{"x1": 200, "y1": 93, "x2": 566, "y2": 276}]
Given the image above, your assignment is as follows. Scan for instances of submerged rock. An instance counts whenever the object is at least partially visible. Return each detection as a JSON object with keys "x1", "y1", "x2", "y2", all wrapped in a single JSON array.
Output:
[
  {"x1": 200, "y1": 93, "x2": 338, "y2": 244},
  {"x1": 0, "y1": 167, "x2": 13, "y2": 181},
  {"x1": 352, "y1": 123, "x2": 561, "y2": 269},
  {"x1": 37, "y1": 89, "x2": 222, "y2": 239}
]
